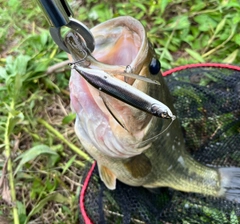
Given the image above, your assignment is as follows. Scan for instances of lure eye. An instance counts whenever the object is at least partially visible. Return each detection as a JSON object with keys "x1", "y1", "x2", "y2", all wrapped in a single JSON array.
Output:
[
  {"x1": 161, "y1": 112, "x2": 168, "y2": 118},
  {"x1": 149, "y1": 58, "x2": 161, "y2": 75}
]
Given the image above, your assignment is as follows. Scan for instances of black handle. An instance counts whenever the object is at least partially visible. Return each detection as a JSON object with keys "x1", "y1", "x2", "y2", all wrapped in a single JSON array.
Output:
[{"x1": 36, "y1": 0, "x2": 73, "y2": 27}]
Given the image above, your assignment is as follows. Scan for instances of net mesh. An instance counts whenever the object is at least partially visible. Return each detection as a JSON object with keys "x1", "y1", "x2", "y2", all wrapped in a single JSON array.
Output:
[{"x1": 79, "y1": 64, "x2": 240, "y2": 224}]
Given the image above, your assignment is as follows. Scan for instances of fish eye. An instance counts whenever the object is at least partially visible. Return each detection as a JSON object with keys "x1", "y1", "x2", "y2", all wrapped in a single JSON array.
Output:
[{"x1": 149, "y1": 58, "x2": 161, "y2": 75}]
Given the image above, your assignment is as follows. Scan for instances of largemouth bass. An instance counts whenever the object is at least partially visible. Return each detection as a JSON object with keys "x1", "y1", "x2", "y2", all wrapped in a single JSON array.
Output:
[{"x1": 66, "y1": 16, "x2": 240, "y2": 202}]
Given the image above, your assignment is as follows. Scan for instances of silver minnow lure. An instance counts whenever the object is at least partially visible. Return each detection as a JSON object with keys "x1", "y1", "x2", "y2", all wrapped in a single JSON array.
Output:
[{"x1": 70, "y1": 64, "x2": 176, "y2": 120}]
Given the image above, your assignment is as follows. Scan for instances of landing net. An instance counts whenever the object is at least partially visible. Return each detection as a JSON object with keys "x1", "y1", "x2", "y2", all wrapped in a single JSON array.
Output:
[{"x1": 79, "y1": 63, "x2": 240, "y2": 224}]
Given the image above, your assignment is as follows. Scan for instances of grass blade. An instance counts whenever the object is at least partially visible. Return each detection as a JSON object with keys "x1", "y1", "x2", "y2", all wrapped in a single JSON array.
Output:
[{"x1": 14, "y1": 144, "x2": 59, "y2": 175}]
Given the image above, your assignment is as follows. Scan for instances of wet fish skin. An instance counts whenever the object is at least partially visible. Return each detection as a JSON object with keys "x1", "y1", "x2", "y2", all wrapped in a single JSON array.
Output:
[{"x1": 66, "y1": 16, "x2": 240, "y2": 201}]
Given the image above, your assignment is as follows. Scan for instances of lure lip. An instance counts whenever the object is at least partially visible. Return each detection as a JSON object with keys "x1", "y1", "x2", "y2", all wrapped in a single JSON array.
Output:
[{"x1": 70, "y1": 64, "x2": 176, "y2": 120}]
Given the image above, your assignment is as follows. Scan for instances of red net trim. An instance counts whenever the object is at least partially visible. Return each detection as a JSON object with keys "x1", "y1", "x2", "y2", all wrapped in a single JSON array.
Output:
[
  {"x1": 162, "y1": 63, "x2": 240, "y2": 77},
  {"x1": 79, "y1": 161, "x2": 96, "y2": 224}
]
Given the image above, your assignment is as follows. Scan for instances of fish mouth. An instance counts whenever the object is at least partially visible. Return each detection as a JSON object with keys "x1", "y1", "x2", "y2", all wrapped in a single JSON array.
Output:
[
  {"x1": 68, "y1": 16, "x2": 170, "y2": 158},
  {"x1": 69, "y1": 16, "x2": 154, "y2": 124}
]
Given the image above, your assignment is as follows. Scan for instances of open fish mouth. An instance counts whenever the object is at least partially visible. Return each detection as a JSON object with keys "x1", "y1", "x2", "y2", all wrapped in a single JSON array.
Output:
[
  {"x1": 66, "y1": 17, "x2": 175, "y2": 120},
  {"x1": 66, "y1": 16, "x2": 175, "y2": 158}
]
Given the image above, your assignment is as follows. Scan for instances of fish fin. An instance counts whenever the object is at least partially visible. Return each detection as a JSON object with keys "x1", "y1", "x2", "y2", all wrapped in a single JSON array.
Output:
[
  {"x1": 219, "y1": 167, "x2": 240, "y2": 203},
  {"x1": 124, "y1": 154, "x2": 152, "y2": 179},
  {"x1": 98, "y1": 164, "x2": 117, "y2": 190}
]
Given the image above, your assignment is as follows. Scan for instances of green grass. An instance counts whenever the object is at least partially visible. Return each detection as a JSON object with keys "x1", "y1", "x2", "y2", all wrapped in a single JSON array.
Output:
[{"x1": 1, "y1": 0, "x2": 240, "y2": 223}]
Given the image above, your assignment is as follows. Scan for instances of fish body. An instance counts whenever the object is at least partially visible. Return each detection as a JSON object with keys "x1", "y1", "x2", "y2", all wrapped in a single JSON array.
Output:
[{"x1": 66, "y1": 16, "x2": 240, "y2": 201}]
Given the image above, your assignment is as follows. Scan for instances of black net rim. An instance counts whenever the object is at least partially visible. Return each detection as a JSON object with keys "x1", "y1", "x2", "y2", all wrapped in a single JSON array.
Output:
[{"x1": 79, "y1": 63, "x2": 240, "y2": 224}]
